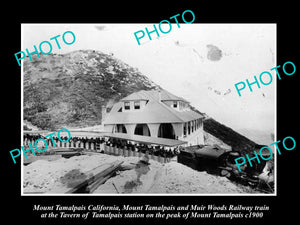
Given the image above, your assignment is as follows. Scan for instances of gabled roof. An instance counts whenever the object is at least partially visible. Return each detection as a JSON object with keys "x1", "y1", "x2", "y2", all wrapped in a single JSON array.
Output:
[{"x1": 103, "y1": 89, "x2": 203, "y2": 125}]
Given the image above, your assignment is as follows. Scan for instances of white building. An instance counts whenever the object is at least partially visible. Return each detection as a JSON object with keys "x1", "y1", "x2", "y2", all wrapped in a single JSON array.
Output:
[{"x1": 103, "y1": 89, "x2": 204, "y2": 146}]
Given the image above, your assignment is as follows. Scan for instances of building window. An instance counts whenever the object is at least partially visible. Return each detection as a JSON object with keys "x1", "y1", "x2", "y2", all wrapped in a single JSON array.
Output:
[
  {"x1": 173, "y1": 101, "x2": 178, "y2": 108},
  {"x1": 115, "y1": 124, "x2": 127, "y2": 133},
  {"x1": 183, "y1": 123, "x2": 187, "y2": 136},
  {"x1": 158, "y1": 123, "x2": 175, "y2": 139},
  {"x1": 134, "y1": 124, "x2": 151, "y2": 136},
  {"x1": 124, "y1": 101, "x2": 130, "y2": 110},
  {"x1": 134, "y1": 101, "x2": 140, "y2": 109},
  {"x1": 191, "y1": 121, "x2": 194, "y2": 132}
]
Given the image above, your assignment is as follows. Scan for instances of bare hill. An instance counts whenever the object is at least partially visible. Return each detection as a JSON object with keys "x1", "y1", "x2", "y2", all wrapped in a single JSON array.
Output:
[{"x1": 203, "y1": 117, "x2": 258, "y2": 154}]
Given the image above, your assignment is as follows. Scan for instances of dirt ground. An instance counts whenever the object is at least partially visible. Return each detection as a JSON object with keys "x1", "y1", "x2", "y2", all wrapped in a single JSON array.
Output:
[{"x1": 23, "y1": 153, "x2": 249, "y2": 194}]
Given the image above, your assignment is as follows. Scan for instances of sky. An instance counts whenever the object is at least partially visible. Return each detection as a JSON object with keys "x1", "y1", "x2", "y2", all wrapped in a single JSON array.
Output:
[{"x1": 22, "y1": 23, "x2": 276, "y2": 142}]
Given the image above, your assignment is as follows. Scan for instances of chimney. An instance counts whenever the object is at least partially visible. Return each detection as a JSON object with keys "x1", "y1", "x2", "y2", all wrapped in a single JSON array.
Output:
[{"x1": 158, "y1": 89, "x2": 161, "y2": 102}]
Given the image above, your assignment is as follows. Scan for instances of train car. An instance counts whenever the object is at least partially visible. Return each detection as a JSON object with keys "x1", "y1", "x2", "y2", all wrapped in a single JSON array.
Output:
[{"x1": 178, "y1": 145, "x2": 271, "y2": 188}]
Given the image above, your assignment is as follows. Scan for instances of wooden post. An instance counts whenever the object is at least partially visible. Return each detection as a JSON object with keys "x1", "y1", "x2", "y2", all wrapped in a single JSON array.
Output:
[
  {"x1": 111, "y1": 145, "x2": 114, "y2": 155},
  {"x1": 119, "y1": 146, "x2": 124, "y2": 156},
  {"x1": 157, "y1": 155, "x2": 160, "y2": 163}
]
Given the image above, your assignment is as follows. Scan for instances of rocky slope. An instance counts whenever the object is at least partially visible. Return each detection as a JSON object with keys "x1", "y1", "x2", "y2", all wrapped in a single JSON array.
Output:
[{"x1": 23, "y1": 50, "x2": 158, "y2": 129}]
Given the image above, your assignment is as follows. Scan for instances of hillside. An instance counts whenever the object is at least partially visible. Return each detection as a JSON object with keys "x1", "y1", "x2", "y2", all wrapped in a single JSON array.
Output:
[
  {"x1": 23, "y1": 50, "x2": 158, "y2": 129},
  {"x1": 203, "y1": 117, "x2": 258, "y2": 154}
]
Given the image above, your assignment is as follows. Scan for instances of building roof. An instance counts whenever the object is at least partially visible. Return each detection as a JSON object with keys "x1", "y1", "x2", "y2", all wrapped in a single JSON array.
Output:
[
  {"x1": 103, "y1": 89, "x2": 203, "y2": 125},
  {"x1": 103, "y1": 132, "x2": 187, "y2": 147},
  {"x1": 121, "y1": 89, "x2": 189, "y2": 102}
]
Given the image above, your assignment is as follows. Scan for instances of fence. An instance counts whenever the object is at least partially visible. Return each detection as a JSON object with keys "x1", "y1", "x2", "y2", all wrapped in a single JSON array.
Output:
[{"x1": 23, "y1": 138, "x2": 173, "y2": 164}]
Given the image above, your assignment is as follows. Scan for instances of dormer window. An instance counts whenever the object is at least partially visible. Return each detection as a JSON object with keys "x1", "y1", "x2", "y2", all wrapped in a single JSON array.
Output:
[
  {"x1": 134, "y1": 101, "x2": 140, "y2": 110},
  {"x1": 173, "y1": 101, "x2": 178, "y2": 108},
  {"x1": 124, "y1": 101, "x2": 130, "y2": 110}
]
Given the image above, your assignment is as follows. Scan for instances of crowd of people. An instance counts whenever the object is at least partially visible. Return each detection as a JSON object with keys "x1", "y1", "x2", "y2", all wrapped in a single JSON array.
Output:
[
  {"x1": 23, "y1": 134, "x2": 181, "y2": 158},
  {"x1": 105, "y1": 138, "x2": 180, "y2": 158}
]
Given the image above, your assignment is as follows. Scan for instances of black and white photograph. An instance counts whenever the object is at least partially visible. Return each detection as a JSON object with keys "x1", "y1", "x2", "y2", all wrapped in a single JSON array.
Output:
[
  {"x1": 4, "y1": 5, "x2": 298, "y2": 224},
  {"x1": 21, "y1": 23, "x2": 276, "y2": 195}
]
